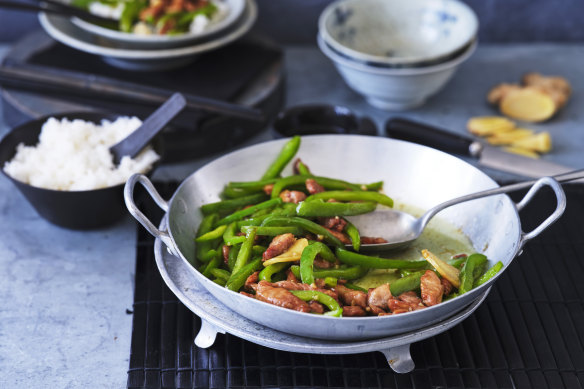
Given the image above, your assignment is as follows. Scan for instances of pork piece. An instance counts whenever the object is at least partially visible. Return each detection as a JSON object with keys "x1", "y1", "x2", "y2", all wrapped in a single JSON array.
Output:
[
  {"x1": 245, "y1": 271, "x2": 259, "y2": 290},
  {"x1": 342, "y1": 306, "x2": 367, "y2": 317},
  {"x1": 263, "y1": 183, "x2": 274, "y2": 195},
  {"x1": 323, "y1": 227, "x2": 352, "y2": 244},
  {"x1": 305, "y1": 178, "x2": 324, "y2": 194},
  {"x1": 420, "y1": 270, "x2": 444, "y2": 306},
  {"x1": 280, "y1": 190, "x2": 307, "y2": 204},
  {"x1": 272, "y1": 281, "x2": 338, "y2": 300},
  {"x1": 313, "y1": 256, "x2": 334, "y2": 269},
  {"x1": 318, "y1": 216, "x2": 347, "y2": 232},
  {"x1": 255, "y1": 281, "x2": 311, "y2": 313},
  {"x1": 367, "y1": 284, "x2": 392, "y2": 315},
  {"x1": 286, "y1": 268, "x2": 299, "y2": 282},
  {"x1": 309, "y1": 301, "x2": 324, "y2": 314},
  {"x1": 334, "y1": 284, "x2": 367, "y2": 308},
  {"x1": 387, "y1": 291, "x2": 426, "y2": 314},
  {"x1": 441, "y1": 277, "x2": 454, "y2": 296},
  {"x1": 360, "y1": 237, "x2": 388, "y2": 244},
  {"x1": 222, "y1": 245, "x2": 230, "y2": 265},
  {"x1": 397, "y1": 291, "x2": 423, "y2": 306},
  {"x1": 263, "y1": 233, "x2": 296, "y2": 261}
]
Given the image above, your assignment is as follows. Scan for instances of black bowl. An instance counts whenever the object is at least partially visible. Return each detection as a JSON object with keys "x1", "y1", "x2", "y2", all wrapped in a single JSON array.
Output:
[
  {"x1": 0, "y1": 112, "x2": 163, "y2": 229},
  {"x1": 271, "y1": 104, "x2": 378, "y2": 138}
]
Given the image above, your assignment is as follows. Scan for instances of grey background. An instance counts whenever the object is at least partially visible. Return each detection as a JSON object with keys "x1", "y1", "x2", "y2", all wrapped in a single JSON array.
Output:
[{"x1": 1, "y1": 0, "x2": 584, "y2": 43}]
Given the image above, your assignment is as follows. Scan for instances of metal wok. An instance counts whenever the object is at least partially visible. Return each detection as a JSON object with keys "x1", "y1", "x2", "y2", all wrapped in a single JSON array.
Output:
[{"x1": 125, "y1": 135, "x2": 565, "y2": 340}]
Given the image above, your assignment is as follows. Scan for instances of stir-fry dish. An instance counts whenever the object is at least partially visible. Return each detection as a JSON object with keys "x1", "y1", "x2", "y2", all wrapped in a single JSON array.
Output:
[
  {"x1": 195, "y1": 136, "x2": 503, "y2": 317},
  {"x1": 73, "y1": 0, "x2": 224, "y2": 35}
]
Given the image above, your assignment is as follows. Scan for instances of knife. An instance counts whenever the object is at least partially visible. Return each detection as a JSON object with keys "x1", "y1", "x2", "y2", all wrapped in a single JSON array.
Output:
[{"x1": 384, "y1": 117, "x2": 577, "y2": 179}]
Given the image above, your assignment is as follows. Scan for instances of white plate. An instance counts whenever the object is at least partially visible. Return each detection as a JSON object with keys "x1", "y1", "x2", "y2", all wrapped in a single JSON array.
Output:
[
  {"x1": 71, "y1": 0, "x2": 246, "y2": 49},
  {"x1": 37, "y1": 0, "x2": 257, "y2": 71}
]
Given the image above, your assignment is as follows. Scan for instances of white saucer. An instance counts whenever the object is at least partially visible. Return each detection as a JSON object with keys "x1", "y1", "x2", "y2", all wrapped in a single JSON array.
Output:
[{"x1": 37, "y1": 0, "x2": 257, "y2": 71}]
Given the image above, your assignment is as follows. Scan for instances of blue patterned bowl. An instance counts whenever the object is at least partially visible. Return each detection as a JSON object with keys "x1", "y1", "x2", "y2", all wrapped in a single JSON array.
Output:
[{"x1": 319, "y1": 0, "x2": 478, "y2": 67}]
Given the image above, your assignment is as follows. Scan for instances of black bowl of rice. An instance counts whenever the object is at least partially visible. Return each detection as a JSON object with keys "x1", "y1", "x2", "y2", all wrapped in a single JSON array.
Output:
[{"x1": 0, "y1": 112, "x2": 163, "y2": 229}]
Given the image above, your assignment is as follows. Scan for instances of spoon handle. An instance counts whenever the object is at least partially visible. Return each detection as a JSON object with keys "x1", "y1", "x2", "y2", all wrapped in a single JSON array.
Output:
[
  {"x1": 418, "y1": 168, "x2": 584, "y2": 227},
  {"x1": 110, "y1": 93, "x2": 186, "y2": 165}
]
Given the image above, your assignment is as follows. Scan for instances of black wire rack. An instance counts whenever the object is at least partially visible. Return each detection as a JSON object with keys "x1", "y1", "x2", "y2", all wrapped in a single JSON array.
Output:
[{"x1": 128, "y1": 182, "x2": 584, "y2": 389}]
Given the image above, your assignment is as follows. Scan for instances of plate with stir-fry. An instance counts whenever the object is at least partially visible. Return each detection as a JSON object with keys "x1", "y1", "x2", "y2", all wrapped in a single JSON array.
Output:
[{"x1": 125, "y1": 135, "x2": 565, "y2": 340}]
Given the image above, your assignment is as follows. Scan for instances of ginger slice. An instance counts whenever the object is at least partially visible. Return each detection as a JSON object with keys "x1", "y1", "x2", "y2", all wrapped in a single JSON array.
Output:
[
  {"x1": 522, "y1": 72, "x2": 571, "y2": 108},
  {"x1": 510, "y1": 131, "x2": 552, "y2": 153},
  {"x1": 503, "y1": 146, "x2": 540, "y2": 159},
  {"x1": 467, "y1": 116, "x2": 515, "y2": 136},
  {"x1": 500, "y1": 88, "x2": 556, "y2": 122},
  {"x1": 487, "y1": 128, "x2": 534, "y2": 145}
]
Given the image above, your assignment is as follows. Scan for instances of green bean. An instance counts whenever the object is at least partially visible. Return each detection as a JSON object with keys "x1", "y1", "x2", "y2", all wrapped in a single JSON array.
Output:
[
  {"x1": 195, "y1": 213, "x2": 218, "y2": 262},
  {"x1": 344, "y1": 219, "x2": 361, "y2": 252},
  {"x1": 221, "y1": 185, "x2": 258, "y2": 199},
  {"x1": 290, "y1": 265, "x2": 367, "y2": 281},
  {"x1": 324, "y1": 277, "x2": 337, "y2": 287},
  {"x1": 225, "y1": 258, "x2": 262, "y2": 291},
  {"x1": 261, "y1": 216, "x2": 343, "y2": 247},
  {"x1": 201, "y1": 193, "x2": 267, "y2": 216},
  {"x1": 252, "y1": 245, "x2": 267, "y2": 256},
  {"x1": 296, "y1": 200, "x2": 377, "y2": 217},
  {"x1": 242, "y1": 226, "x2": 303, "y2": 236},
  {"x1": 210, "y1": 268, "x2": 231, "y2": 282},
  {"x1": 270, "y1": 175, "x2": 383, "y2": 199},
  {"x1": 228, "y1": 178, "x2": 277, "y2": 191},
  {"x1": 296, "y1": 160, "x2": 311, "y2": 175},
  {"x1": 474, "y1": 261, "x2": 503, "y2": 287},
  {"x1": 305, "y1": 191, "x2": 394, "y2": 207},
  {"x1": 390, "y1": 271, "x2": 424, "y2": 296},
  {"x1": 458, "y1": 253, "x2": 488, "y2": 294},
  {"x1": 223, "y1": 223, "x2": 246, "y2": 246},
  {"x1": 215, "y1": 198, "x2": 282, "y2": 226},
  {"x1": 270, "y1": 175, "x2": 310, "y2": 199},
  {"x1": 232, "y1": 227, "x2": 257, "y2": 274},
  {"x1": 201, "y1": 251, "x2": 222, "y2": 278},
  {"x1": 299, "y1": 242, "x2": 337, "y2": 285},
  {"x1": 227, "y1": 244, "x2": 240, "y2": 271},
  {"x1": 261, "y1": 136, "x2": 301, "y2": 180},
  {"x1": 344, "y1": 283, "x2": 367, "y2": 292},
  {"x1": 213, "y1": 278, "x2": 227, "y2": 286},
  {"x1": 258, "y1": 262, "x2": 289, "y2": 282},
  {"x1": 289, "y1": 290, "x2": 343, "y2": 317},
  {"x1": 195, "y1": 224, "x2": 227, "y2": 242},
  {"x1": 336, "y1": 248, "x2": 428, "y2": 270}
]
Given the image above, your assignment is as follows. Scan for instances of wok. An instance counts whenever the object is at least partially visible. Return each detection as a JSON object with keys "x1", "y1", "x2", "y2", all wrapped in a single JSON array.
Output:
[{"x1": 125, "y1": 135, "x2": 565, "y2": 340}]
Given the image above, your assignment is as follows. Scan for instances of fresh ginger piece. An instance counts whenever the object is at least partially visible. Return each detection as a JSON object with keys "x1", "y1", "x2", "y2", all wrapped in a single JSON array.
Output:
[
  {"x1": 522, "y1": 72, "x2": 571, "y2": 108},
  {"x1": 510, "y1": 131, "x2": 552, "y2": 153},
  {"x1": 486, "y1": 128, "x2": 534, "y2": 145},
  {"x1": 503, "y1": 146, "x2": 540, "y2": 159},
  {"x1": 487, "y1": 83, "x2": 522, "y2": 105},
  {"x1": 500, "y1": 88, "x2": 556, "y2": 122},
  {"x1": 467, "y1": 116, "x2": 515, "y2": 136}
]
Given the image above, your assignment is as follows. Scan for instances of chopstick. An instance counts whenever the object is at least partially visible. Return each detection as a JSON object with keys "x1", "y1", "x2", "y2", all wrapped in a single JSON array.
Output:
[
  {"x1": 0, "y1": 64, "x2": 266, "y2": 122},
  {"x1": 0, "y1": 0, "x2": 117, "y2": 25}
]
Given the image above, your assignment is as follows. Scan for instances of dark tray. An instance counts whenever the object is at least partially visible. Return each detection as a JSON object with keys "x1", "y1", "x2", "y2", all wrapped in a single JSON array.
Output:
[
  {"x1": 128, "y1": 182, "x2": 584, "y2": 389},
  {"x1": 1, "y1": 31, "x2": 285, "y2": 162}
]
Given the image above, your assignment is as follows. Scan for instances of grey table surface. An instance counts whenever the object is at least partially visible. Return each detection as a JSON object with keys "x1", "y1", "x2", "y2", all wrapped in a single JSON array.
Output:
[{"x1": 0, "y1": 42, "x2": 582, "y2": 388}]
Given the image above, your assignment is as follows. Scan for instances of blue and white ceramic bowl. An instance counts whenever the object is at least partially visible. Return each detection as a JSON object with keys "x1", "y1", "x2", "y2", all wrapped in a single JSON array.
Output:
[
  {"x1": 319, "y1": 0, "x2": 478, "y2": 67},
  {"x1": 318, "y1": 35, "x2": 476, "y2": 111}
]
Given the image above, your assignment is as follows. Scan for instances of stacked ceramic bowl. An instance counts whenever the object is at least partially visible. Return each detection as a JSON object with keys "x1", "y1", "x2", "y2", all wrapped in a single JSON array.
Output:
[
  {"x1": 38, "y1": 0, "x2": 256, "y2": 71},
  {"x1": 318, "y1": 0, "x2": 478, "y2": 111}
]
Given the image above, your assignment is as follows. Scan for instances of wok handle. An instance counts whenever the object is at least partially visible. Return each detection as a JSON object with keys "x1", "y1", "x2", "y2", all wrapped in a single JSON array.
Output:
[
  {"x1": 124, "y1": 173, "x2": 179, "y2": 256},
  {"x1": 516, "y1": 176, "x2": 566, "y2": 249}
]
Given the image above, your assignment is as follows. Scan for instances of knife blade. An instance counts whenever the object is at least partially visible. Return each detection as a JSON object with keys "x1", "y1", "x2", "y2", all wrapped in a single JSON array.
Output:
[{"x1": 384, "y1": 117, "x2": 577, "y2": 178}]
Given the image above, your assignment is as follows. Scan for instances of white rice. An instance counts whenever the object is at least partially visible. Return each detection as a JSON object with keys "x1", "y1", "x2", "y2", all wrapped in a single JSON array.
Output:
[{"x1": 3, "y1": 116, "x2": 160, "y2": 191}]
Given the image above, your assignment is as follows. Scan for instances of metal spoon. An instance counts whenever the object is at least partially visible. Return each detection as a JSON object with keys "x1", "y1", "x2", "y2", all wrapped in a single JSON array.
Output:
[
  {"x1": 109, "y1": 92, "x2": 186, "y2": 165},
  {"x1": 348, "y1": 169, "x2": 584, "y2": 251}
]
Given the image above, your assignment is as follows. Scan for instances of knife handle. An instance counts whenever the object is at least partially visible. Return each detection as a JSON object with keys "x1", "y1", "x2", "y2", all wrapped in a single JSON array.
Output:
[{"x1": 384, "y1": 117, "x2": 475, "y2": 157}]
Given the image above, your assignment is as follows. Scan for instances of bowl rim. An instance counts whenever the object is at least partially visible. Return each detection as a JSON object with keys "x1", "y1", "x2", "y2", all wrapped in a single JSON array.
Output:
[
  {"x1": 0, "y1": 111, "x2": 162, "y2": 194},
  {"x1": 317, "y1": 34, "x2": 477, "y2": 76},
  {"x1": 318, "y1": 0, "x2": 478, "y2": 66},
  {"x1": 70, "y1": 0, "x2": 247, "y2": 46}
]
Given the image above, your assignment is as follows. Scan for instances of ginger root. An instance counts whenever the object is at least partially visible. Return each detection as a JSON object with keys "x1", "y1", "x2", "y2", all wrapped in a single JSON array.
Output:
[
  {"x1": 488, "y1": 73, "x2": 571, "y2": 122},
  {"x1": 467, "y1": 116, "x2": 515, "y2": 136}
]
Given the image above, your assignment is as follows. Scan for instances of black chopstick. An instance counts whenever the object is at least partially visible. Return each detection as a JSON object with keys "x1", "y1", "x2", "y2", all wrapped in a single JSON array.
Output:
[
  {"x1": 0, "y1": 64, "x2": 266, "y2": 122},
  {"x1": 0, "y1": 0, "x2": 117, "y2": 25}
]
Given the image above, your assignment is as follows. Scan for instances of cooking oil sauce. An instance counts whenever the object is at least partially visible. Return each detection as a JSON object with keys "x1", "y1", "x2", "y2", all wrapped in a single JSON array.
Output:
[{"x1": 353, "y1": 202, "x2": 475, "y2": 290}]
